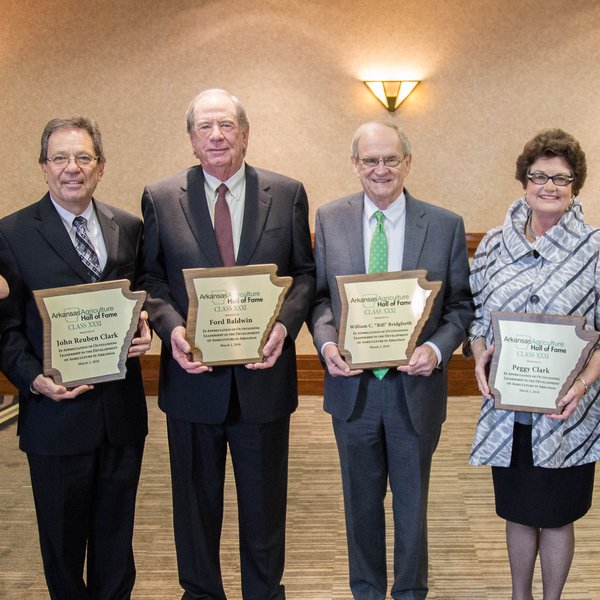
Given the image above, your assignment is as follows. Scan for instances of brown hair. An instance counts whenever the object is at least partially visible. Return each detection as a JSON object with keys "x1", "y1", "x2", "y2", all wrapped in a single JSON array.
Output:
[
  {"x1": 39, "y1": 116, "x2": 105, "y2": 165},
  {"x1": 515, "y1": 128, "x2": 586, "y2": 196}
]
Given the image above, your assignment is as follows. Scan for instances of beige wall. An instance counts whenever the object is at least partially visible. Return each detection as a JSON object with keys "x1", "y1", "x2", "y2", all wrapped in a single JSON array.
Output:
[{"x1": 1, "y1": 0, "x2": 599, "y2": 354}]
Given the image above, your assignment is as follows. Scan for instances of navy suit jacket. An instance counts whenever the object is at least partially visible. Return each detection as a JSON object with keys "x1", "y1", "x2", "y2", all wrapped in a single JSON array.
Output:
[
  {"x1": 308, "y1": 190, "x2": 473, "y2": 434},
  {"x1": 140, "y1": 164, "x2": 315, "y2": 424},
  {"x1": 0, "y1": 194, "x2": 147, "y2": 454}
]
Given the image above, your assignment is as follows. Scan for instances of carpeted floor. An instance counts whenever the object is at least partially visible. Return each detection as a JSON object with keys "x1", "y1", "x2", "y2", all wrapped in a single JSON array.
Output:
[{"x1": 2, "y1": 395, "x2": 600, "y2": 599}]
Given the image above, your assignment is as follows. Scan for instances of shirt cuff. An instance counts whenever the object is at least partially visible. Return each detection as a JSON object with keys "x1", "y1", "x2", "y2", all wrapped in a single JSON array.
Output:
[{"x1": 424, "y1": 341, "x2": 442, "y2": 367}]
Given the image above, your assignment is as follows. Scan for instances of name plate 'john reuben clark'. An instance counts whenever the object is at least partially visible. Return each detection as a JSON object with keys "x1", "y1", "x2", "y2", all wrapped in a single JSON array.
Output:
[{"x1": 34, "y1": 279, "x2": 146, "y2": 387}]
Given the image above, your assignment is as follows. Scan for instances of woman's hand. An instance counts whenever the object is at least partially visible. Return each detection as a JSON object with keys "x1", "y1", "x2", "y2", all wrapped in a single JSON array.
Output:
[
  {"x1": 549, "y1": 379, "x2": 586, "y2": 421},
  {"x1": 473, "y1": 340, "x2": 494, "y2": 397}
]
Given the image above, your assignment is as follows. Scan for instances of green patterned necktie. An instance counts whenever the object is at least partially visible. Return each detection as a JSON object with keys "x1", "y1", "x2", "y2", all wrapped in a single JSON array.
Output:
[{"x1": 369, "y1": 211, "x2": 389, "y2": 380}]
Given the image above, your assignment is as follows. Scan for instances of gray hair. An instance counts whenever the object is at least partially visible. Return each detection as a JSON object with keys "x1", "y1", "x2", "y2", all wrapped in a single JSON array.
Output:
[
  {"x1": 186, "y1": 88, "x2": 250, "y2": 134},
  {"x1": 351, "y1": 121, "x2": 411, "y2": 158},
  {"x1": 39, "y1": 116, "x2": 106, "y2": 164}
]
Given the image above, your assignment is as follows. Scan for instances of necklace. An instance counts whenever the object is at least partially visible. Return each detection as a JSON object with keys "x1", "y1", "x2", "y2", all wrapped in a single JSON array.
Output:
[{"x1": 526, "y1": 215, "x2": 538, "y2": 242}]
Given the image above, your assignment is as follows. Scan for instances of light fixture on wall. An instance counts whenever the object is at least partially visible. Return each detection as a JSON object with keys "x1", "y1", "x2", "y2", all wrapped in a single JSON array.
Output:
[{"x1": 364, "y1": 80, "x2": 420, "y2": 111}]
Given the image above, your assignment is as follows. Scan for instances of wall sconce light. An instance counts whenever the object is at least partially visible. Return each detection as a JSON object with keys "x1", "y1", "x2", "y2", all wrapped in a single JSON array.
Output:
[{"x1": 364, "y1": 80, "x2": 420, "y2": 111}]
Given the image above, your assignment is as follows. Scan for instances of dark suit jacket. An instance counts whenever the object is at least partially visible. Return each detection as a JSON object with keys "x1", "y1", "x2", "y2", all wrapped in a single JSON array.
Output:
[
  {"x1": 309, "y1": 190, "x2": 473, "y2": 434},
  {"x1": 0, "y1": 194, "x2": 147, "y2": 455},
  {"x1": 140, "y1": 164, "x2": 315, "y2": 424}
]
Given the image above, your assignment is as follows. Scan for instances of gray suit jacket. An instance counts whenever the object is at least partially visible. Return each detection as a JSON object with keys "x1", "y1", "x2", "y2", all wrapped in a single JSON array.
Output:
[{"x1": 308, "y1": 190, "x2": 473, "y2": 434}]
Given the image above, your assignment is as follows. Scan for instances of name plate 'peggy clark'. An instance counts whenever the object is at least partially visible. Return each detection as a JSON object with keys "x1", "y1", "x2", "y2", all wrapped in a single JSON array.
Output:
[{"x1": 489, "y1": 312, "x2": 599, "y2": 414}]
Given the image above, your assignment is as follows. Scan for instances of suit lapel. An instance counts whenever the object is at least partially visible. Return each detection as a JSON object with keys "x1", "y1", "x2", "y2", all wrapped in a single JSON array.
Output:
[
  {"x1": 402, "y1": 191, "x2": 428, "y2": 270},
  {"x1": 178, "y1": 167, "x2": 223, "y2": 266},
  {"x1": 344, "y1": 194, "x2": 366, "y2": 273},
  {"x1": 95, "y1": 200, "x2": 119, "y2": 278},
  {"x1": 35, "y1": 195, "x2": 92, "y2": 283},
  {"x1": 236, "y1": 166, "x2": 270, "y2": 266}
]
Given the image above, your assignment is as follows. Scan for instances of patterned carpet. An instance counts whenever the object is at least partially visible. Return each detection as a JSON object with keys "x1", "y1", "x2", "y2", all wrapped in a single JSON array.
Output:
[{"x1": 2, "y1": 395, "x2": 600, "y2": 599}]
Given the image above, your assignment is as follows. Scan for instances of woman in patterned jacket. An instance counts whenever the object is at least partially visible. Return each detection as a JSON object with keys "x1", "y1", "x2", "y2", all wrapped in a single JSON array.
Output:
[{"x1": 468, "y1": 129, "x2": 600, "y2": 600}]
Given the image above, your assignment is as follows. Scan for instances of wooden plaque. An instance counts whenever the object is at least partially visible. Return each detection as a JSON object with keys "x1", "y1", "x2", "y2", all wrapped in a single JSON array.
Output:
[
  {"x1": 33, "y1": 280, "x2": 146, "y2": 387},
  {"x1": 489, "y1": 311, "x2": 599, "y2": 413},
  {"x1": 336, "y1": 270, "x2": 441, "y2": 369},
  {"x1": 184, "y1": 264, "x2": 292, "y2": 365}
]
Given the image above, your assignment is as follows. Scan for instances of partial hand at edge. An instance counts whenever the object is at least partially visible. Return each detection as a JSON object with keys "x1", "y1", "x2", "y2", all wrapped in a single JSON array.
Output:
[
  {"x1": 397, "y1": 344, "x2": 438, "y2": 377},
  {"x1": 245, "y1": 322, "x2": 286, "y2": 370},
  {"x1": 32, "y1": 373, "x2": 93, "y2": 401},
  {"x1": 473, "y1": 342, "x2": 494, "y2": 396},
  {"x1": 548, "y1": 383, "x2": 584, "y2": 421},
  {"x1": 127, "y1": 310, "x2": 152, "y2": 358},
  {"x1": 171, "y1": 326, "x2": 212, "y2": 374},
  {"x1": 322, "y1": 343, "x2": 363, "y2": 378}
]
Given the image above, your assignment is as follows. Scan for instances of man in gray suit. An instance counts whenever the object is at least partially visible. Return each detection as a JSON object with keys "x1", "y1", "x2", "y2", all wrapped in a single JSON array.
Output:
[{"x1": 309, "y1": 122, "x2": 472, "y2": 599}]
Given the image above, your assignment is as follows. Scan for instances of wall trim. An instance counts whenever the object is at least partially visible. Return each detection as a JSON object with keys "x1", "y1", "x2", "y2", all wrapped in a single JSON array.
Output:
[{"x1": 0, "y1": 353, "x2": 478, "y2": 399}]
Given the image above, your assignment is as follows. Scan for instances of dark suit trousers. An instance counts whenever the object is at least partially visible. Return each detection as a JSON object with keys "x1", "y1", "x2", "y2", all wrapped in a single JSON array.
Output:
[
  {"x1": 167, "y1": 391, "x2": 289, "y2": 600},
  {"x1": 332, "y1": 371, "x2": 441, "y2": 600},
  {"x1": 27, "y1": 441, "x2": 144, "y2": 600}
]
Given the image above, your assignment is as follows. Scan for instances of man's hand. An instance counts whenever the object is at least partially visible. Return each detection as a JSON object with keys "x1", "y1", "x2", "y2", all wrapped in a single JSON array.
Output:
[
  {"x1": 322, "y1": 344, "x2": 363, "y2": 378},
  {"x1": 397, "y1": 344, "x2": 438, "y2": 377},
  {"x1": 32, "y1": 374, "x2": 93, "y2": 401},
  {"x1": 127, "y1": 310, "x2": 151, "y2": 358},
  {"x1": 246, "y1": 322, "x2": 286, "y2": 370},
  {"x1": 171, "y1": 326, "x2": 212, "y2": 374}
]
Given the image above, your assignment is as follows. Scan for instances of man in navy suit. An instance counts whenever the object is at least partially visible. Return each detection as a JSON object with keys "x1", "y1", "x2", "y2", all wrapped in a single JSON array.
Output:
[
  {"x1": 140, "y1": 89, "x2": 315, "y2": 599},
  {"x1": 0, "y1": 116, "x2": 151, "y2": 599},
  {"x1": 309, "y1": 122, "x2": 472, "y2": 599}
]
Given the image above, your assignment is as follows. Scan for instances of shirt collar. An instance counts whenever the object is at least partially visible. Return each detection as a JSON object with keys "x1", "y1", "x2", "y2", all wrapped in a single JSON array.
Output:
[
  {"x1": 363, "y1": 191, "x2": 406, "y2": 225},
  {"x1": 50, "y1": 196, "x2": 95, "y2": 227},
  {"x1": 203, "y1": 163, "x2": 246, "y2": 202}
]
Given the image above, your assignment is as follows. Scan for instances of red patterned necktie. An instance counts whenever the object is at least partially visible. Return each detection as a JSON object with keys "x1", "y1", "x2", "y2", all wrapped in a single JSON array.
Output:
[{"x1": 214, "y1": 184, "x2": 235, "y2": 266}]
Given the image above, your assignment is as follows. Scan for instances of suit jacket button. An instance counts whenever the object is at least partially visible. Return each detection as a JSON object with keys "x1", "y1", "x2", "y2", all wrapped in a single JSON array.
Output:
[{"x1": 530, "y1": 294, "x2": 540, "y2": 304}]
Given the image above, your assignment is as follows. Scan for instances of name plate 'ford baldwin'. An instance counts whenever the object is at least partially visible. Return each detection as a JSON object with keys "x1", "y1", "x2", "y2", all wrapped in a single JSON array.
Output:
[
  {"x1": 336, "y1": 270, "x2": 441, "y2": 369},
  {"x1": 184, "y1": 264, "x2": 292, "y2": 365},
  {"x1": 489, "y1": 312, "x2": 599, "y2": 414},
  {"x1": 34, "y1": 280, "x2": 146, "y2": 387}
]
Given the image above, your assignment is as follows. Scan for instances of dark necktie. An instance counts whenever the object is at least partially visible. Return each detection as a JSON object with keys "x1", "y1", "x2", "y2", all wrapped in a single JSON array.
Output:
[
  {"x1": 72, "y1": 216, "x2": 102, "y2": 282},
  {"x1": 214, "y1": 183, "x2": 235, "y2": 266},
  {"x1": 369, "y1": 211, "x2": 389, "y2": 380}
]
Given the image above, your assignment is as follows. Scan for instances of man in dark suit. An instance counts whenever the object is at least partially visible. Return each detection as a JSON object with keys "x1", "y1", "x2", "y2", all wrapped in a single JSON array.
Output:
[
  {"x1": 309, "y1": 122, "x2": 473, "y2": 599},
  {"x1": 140, "y1": 89, "x2": 315, "y2": 599},
  {"x1": 0, "y1": 116, "x2": 151, "y2": 599}
]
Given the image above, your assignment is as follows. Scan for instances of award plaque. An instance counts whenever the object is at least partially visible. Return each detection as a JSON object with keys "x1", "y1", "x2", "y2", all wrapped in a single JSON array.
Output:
[
  {"x1": 183, "y1": 264, "x2": 292, "y2": 365},
  {"x1": 33, "y1": 280, "x2": 146, "y2": 387},
  {"x1": 336, "y1": 270, "x2": 441, "y2": 369},
  {"x1": 489, "y1": 312, "x2": 599, "y2": 413}
]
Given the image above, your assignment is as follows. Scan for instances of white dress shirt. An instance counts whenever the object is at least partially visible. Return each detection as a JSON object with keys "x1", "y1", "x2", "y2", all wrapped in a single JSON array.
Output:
[
  {"x1": 50, "y1": 198, "x2": 108, "y2": 270},
  {"x1": 362, "y1": 192, "x2": 441, "y2": 365}
]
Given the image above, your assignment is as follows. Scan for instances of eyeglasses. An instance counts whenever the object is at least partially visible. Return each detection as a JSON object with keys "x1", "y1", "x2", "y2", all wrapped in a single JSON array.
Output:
[
  {"x1": 526, "y1": 171, "x2": 574, "y2": 187},
  {"x1": 46, "y1": 155, "x2": 99, "y2": 168},
  {"x1": 357, "y1": 155, "x2": 405, "y2": 168}
]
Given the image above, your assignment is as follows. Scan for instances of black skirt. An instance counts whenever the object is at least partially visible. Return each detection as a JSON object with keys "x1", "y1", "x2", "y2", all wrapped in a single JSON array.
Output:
[{"x1": 491, "y1": 422, "x2": 595, "y2": 528}]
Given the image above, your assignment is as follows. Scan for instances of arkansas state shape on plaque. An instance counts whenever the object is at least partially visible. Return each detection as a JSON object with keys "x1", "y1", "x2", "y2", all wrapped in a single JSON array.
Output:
[
  {"x1": 489, "y1": 311, "x2": 599, "y2": 414},
  {"x1": 34, "y1": 280, "x2": 146, "y2": 387},
  {"x1": 336, "y1": 270, "x2": 441, "y2": 369},
  {"x1": 183, "y1": 264, "x2": 292, "y2": 365}
]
